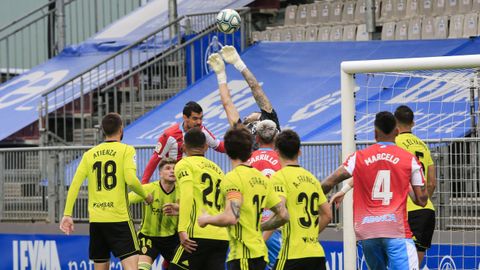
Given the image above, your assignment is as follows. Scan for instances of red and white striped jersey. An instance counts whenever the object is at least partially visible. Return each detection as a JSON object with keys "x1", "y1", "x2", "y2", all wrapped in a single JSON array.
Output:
[
  {"x1": 141, "y1": 123, "x2": 225, "y2": 184},
  {"x1": 248, "y1": 148, "x2": 281, "y2": 178},
  {"x1": 343, "y1": 142, "x2": 425, "y2": 240}
]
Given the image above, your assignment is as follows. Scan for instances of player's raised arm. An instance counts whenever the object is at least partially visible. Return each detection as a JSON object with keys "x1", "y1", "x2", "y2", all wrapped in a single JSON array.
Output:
[
  {"x1": 208, "y1": 53, "x2": 240, "y2": 126},
  {"x1": 141, "y1": 133, "x2": 171, "y2": 184},
  {"x1": 221, "y1": 45, "x2": 273, "y2": 113}
]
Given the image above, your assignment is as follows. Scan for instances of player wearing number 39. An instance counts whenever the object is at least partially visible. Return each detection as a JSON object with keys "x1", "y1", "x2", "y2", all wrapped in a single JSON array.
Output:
[
  {"x1": 60, "y1": 113, "x2": 154, "y2": 270},
  {"x1": 321, "y1": 111, "x2": 428, "y2": 270},
  {"x1": 198, "y1": 124, "x2": 289, "y2": 270},
  {"x1": 270, "y1": 130, "x2": 332, "y2": 270},
  {"x1": 168, "y1": 127, "x2": 229, "y2": 270}
]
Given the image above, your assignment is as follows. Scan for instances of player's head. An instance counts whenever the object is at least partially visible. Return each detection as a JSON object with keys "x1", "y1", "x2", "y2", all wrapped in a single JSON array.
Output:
[
  {"x1": 255, "y1": 119, "x2": 277, "y2": 145},
  {"x1": 394, "y1": 105, "x2": 415, "y2": 128},
  {"x1": 183, "y1": 127, "x2": 207, "y2": 155},
  {"x1": 101, "y1": 113, "x2": 123, "y2": 139},
  {"x1": 224, "y1": 123, "x2": 253, "y2": 162},
  {"x1": 274, "y1": 129, "x2": 301, "y2": 161},
  {"x1": 374, "y1": 111, "x2": 398, "y2": 141},
  {"x1": 158, "y1": 157, "x2": 176, "y2": 183},
  {"x1": 183, "y1": 101, "x2": 203, "y2": 130},
  {"x1": 242, "y1": 111, "x2": 262, "y2": 134}
]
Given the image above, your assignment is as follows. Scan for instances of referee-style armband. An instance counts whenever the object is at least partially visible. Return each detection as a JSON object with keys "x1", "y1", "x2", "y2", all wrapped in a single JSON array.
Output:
[{"x1": 341, "y1": 184, "x2": 353, "y2": 194}]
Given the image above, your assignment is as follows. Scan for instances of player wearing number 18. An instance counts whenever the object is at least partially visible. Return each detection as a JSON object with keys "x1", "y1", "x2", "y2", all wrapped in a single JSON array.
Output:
[
  {"x1": 60, "y1": 113, "x2": 153, "y2": 270},
  {"x1": 269, "y1": 130, "x2": 332, "y2": 270},
  {"x1": 169, "y1": 127, "x2": 229, "y2": 270},
  {"x1": 321, "y1": 111, "x2": 428, "y2": 270}
]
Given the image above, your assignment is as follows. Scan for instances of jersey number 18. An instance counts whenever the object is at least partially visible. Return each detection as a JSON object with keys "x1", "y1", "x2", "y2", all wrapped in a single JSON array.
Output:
[{"x1": 93, "y1": 161, "x2": 117, "y2": 191}]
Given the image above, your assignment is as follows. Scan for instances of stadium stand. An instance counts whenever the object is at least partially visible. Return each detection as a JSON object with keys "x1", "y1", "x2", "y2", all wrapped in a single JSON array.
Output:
[{"x1": 251, "y1": 0, "x2": 480, "y2": 42}]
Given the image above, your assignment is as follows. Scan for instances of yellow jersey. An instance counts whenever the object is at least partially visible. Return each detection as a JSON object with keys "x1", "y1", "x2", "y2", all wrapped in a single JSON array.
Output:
[
  {"x1": 271, "y1": 165, "x2": 327, "y2": 261},
  {"x1": 175, "y1": 155, "x2": 228, "y2": 241},
  {"x1": 222, "y1": 165, "x2": 281, "y2": 262},
  {"x1": 129, "y1": 181, "x2": 178, "y2": 237},
  {"x1": 396, "y1": 132, "x2": 435, "y2": 211},
  {"x1": 64, "y1": 141, "x2": 147, "y2": 222}
]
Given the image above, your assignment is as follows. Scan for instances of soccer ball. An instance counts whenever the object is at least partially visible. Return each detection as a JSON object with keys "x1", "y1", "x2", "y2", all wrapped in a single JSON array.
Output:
[{"x1": 216, "y1": 9, "x2": 241, "y2": 34}]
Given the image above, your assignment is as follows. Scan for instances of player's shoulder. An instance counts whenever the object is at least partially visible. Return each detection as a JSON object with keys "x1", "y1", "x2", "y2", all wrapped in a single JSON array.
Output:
[
  {"x1": 162, "y1": 123, "x2": 181, "y2": 136},
  {"x1": 200, "y1": 125, "x2": 216, "y2": 139},
  {"x1": 175, "y1": 157, "x2": 189, "y2": 167}
]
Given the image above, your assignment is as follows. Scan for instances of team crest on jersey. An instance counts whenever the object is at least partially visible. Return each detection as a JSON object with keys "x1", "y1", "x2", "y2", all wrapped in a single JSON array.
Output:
[
  {"x1": 142, "y1": 247, "x2": 148, "y2": 254},
  {"x1": 155, "y1": 142, "x2": 162, "y2": 153}
]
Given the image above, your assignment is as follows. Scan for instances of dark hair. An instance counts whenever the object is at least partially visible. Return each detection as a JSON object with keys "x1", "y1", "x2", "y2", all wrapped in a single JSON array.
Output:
[
  {"x1": 101, "y1": 113, "x2": 123, "y2": 136},
  {"x1": 224, "y1": 124, "x2": 253, "y2": 162},
  {"x1": 183, "y1": 101, "x2": 203, "y2": 117},
  {"x1": 374, "y1": 111, "x2": 397, "y2": 135},
  {"x1": 184, "y1": 127, "x2": 206, "y2": 149},
  {"x1": 158, "y1": 157, "x2": 176, "y2": 171},
  {"x1": 394, "y1": 105, "x2": 414, "y2": 125},
  {"x1": 275, "y1": 129, "x2": 300, "y2": 160}
]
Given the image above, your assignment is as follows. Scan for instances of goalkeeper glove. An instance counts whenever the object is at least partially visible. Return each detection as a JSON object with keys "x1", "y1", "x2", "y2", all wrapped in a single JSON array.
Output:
[
  {"x1": 207, "y1": 53, "x2": 227, "y2": 85},
  {"x1": 220, "y1": 45, "x2": 247, "y2": 72}
]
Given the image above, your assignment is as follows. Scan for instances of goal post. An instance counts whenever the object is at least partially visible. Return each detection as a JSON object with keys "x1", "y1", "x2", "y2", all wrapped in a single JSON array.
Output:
[{"x1": 340, "y1": 54, "x2": 480, "y2": 270}]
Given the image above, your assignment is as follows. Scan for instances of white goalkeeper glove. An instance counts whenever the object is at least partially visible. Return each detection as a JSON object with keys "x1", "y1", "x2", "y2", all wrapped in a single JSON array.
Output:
[
  {"x1": 207, "y1": 53, "x2": 227, "y2": 85},
  {"x1": 220, "y1": 45, "x2": 247, "y2": 72}
]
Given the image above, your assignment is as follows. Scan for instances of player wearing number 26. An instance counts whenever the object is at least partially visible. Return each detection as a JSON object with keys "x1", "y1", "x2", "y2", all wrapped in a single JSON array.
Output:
[
  {"x1": 60, "y1": 113, "x2": 153, "y2": 270},
  {"x1": 169, "y1": 127, "x2": 229, "y2": 270},
  {"x1": 198, "y1": 124, "x2": 289, "y2": 270},
  {"x1": 322, "y1": 112, "x2": 428, "y2": 270}
]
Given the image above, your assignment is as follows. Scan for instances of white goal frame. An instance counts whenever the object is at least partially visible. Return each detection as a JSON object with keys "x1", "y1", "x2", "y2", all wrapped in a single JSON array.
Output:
[{"x1": 340, "y1": 54, "x2": 480, "y2": 270}]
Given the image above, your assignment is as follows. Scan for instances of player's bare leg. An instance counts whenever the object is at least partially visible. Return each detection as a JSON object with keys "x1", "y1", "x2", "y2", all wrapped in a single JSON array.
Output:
[
  {"x1": 417, "y1": 251, "x2": 425, "y2": 268},
  {"x1": 94, "y1": 262, "x2": 110, "y2": 270},
  {"x1": 138, "y1": 255, "x2": 154, "y2": 270},
  {"x1": 121, "y1": 254, "x2": 140, "y2": 270}
]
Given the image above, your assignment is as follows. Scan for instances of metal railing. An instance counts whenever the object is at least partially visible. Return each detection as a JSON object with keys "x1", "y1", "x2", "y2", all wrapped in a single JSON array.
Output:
[
  {"x1": 38, "y1": 9, "x2": 252, "y2": 146},
  {"x1": 0, "y1": 0, "x2": 149, "y2": 81},
  {"x1": 0, "y1": 139, "x2": 478, "y2": 232}
]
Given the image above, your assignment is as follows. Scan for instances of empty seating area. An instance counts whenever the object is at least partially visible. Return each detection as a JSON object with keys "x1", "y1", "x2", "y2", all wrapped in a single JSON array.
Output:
[{"x1": 251, "y1": 0, "x2": 480, "y2": 41}]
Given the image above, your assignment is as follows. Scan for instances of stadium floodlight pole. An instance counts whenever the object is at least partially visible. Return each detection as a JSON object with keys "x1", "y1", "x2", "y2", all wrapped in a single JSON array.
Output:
[
  {"x1": 340, "y1": 54, "x2": 480, "y2": 270},
  {"x1": 168, "y1": 0, "x2": 178, "y2": 40},
  {"x1": 56, "y1": 0, "x2": 66, "y2": 53},
  {"x1": 365, "y1": 0, "x2": 376, "y2": 39}
]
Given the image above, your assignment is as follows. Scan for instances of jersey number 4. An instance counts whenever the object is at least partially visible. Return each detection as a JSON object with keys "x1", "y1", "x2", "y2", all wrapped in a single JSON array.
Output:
[
  {"x1": 93, "y1": 161, "x2": 117, "y2": 191},
  {"x1": 371, "y1": 170, "x2": 393, "y2": 205}
]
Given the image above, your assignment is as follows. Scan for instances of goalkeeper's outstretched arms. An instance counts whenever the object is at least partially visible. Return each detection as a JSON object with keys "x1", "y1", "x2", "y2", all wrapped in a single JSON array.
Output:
[
  {"x1": 208, "y1": 53, "x2": 240, "y2": 126},
  {"x1": 220, "y1": 45, "x2": 273, "y2": 114}
]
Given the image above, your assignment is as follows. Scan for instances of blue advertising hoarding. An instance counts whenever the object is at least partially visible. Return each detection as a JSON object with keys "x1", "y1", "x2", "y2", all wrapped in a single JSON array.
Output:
[{"x1": 1, "y1": 234, "x2": 478, "y2": 269}]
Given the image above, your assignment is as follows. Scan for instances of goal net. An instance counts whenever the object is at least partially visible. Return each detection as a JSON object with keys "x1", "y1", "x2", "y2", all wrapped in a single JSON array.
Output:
[{"x1": 341, "y1": 55, "x2": 480, "y2": 270}]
